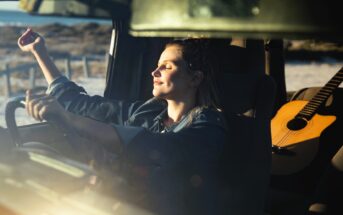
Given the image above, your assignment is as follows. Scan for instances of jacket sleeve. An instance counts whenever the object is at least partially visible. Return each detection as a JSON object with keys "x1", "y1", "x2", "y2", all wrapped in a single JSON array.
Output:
[{"x1": 47, "y1": 76, "x2": 142, "y2": 124}]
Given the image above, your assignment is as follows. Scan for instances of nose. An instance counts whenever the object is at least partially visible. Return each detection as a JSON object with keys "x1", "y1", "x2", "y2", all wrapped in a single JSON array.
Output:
[{"x1": 151, "y1": 68, "x2": 161, "y2": 77}]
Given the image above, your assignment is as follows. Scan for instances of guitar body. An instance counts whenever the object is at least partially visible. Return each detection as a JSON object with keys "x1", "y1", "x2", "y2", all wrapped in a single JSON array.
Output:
[{"x1": 271, "y1": 100, "x2": 336, "y2": 175}]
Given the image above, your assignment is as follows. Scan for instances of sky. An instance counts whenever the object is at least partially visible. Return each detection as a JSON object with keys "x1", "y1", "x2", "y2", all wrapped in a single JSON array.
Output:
[{"x1": 0, "y1": 1, "x2": 20, "y2": 11}]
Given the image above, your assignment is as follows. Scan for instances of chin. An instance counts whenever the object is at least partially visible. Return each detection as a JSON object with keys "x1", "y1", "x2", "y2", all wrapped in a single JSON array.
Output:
[
  {"x1": 152, "y1": 90, "x2": 168, "y2": 99},
  {"x1": 152, "y1": 89, "x2": 159, "y2": 97},
  {"x1": 152, "y1": 87, "x2": 175, "y2": 99}
]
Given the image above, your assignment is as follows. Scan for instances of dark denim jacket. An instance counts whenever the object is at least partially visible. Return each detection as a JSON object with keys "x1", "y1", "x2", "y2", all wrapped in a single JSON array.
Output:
[{"x1": 48, "y1": 76, "x2": 228, "y2": 215}]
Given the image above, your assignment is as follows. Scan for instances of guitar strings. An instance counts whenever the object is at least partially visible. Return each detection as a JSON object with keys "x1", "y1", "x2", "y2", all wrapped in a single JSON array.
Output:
[
  {"x1": 279, "y1": 131, "x2": 293, "y2": 147},
  {"x1": 274, "y1": 129, "x2": 293, "y2": 147}
]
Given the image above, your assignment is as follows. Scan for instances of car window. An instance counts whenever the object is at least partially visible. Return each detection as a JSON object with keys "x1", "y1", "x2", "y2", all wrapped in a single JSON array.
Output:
[
  {"x1": 0, "y1": 3, "x2": 111, "y2": 127},
  {"x1": 284, "y1": 40, "x2": 343, "y2": 93}
]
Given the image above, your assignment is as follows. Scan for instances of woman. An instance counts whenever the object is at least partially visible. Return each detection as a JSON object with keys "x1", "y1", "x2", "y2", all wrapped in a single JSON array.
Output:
[{"x1": 18, "y1": 28, "x2": 228, "y2": 215}]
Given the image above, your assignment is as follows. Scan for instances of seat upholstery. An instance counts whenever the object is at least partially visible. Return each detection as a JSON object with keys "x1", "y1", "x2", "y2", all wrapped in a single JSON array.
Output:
[{"x1": 216, "y1": 48, "x2": 276, "y2": 214}]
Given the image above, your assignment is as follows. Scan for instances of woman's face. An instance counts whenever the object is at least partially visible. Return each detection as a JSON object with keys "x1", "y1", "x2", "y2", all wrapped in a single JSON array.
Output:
[{"x1": 151, "y1": 45, "x2": 194, "y2": 100}]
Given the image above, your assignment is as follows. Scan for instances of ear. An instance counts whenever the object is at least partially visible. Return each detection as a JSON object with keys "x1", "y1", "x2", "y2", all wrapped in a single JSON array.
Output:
[{"x1": 191, "y1": 70, "x2": 204, "y2": 87}]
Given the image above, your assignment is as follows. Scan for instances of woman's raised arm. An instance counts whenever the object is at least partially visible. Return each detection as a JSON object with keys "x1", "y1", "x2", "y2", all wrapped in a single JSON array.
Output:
[{"x1": 18, "y1": 28, "x2": 62, "y2": 84}]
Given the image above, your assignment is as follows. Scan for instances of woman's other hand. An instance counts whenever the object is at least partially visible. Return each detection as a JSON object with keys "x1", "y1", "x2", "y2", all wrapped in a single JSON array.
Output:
[
  {"x1": 25, "y1": 90, "x2": 67, "y2": 122},
  {"x1": 18, "y1": 28, "x2": 45, "y2": 53}
]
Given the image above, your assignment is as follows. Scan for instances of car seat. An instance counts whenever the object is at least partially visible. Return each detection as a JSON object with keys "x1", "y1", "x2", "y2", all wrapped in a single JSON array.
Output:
[{"x1": 214, "y1": 45, "x2": 276, "y2": 214}]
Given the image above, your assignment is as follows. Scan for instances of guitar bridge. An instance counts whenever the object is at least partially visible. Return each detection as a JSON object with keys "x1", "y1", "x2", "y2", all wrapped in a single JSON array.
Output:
[{"x1": 272, "y1": 145, "x2": 296, "y2": 156}]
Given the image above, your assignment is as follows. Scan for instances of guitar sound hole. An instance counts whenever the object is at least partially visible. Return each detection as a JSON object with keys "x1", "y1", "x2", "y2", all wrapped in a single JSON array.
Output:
[{"x1": 287, "y1": 118, "x2": 307, "y2": 131}]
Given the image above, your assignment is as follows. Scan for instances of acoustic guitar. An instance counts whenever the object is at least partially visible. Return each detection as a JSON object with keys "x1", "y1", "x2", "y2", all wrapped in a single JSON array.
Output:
[{"x1": 271, "y1": 67, "x2": 343, "y2": 175}]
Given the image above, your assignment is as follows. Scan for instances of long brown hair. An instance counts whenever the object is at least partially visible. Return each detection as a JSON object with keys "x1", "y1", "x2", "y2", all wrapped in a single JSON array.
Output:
[{"x1": 165, "y1": 39, "x2": 221, "y2": 122}]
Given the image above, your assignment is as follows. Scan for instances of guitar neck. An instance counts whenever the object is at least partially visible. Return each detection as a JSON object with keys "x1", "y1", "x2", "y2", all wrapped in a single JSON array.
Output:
[{"x1": 297, "y1": 67, "x2": 343, "y2": 120}]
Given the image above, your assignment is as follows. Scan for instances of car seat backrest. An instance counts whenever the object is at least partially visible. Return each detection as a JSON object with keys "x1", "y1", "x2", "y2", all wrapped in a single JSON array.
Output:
[{"x1": 215, "y1": 46, "x2": 276, "y2": 215}]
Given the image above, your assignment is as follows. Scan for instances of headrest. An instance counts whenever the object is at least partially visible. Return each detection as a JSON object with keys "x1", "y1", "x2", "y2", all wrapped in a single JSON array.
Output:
[
  {"x1": 218, "y1": 73, "x2": 276, "y2": 119},
  {"x1": 208, "y1": 43, "x2": 275, "y2": 119},
  {"x1": 208, "y1": 45, "x2": 250, "y2": 75}
]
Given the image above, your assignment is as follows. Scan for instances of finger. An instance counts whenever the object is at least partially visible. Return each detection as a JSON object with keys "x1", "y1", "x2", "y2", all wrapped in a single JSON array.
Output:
[
  {"x1": 38, "y1": 106, "x2": 49, "y2": 122},
  {"x1": 19, "y1": 28, "x2": 39, "y2": 47},
  {"x1": 27, "y1": 98, "x2": 41, "y2": 120},
  {"x1": 27, "y1": 96, "x2": 47, "y2": 119},
  {"x1": 18, "y1": 28, "x2": 33, "y2": 46},
  {"x1": 21, "y1": 28, "x2": 34, "y2": 43},
  {"x1": 26, "y1": 90, "x2": 46, "y2": 115},
  {"x1": 25, "y1": 90, "x2": 32, "y2": 115},
  {"x1": 34, "y1": 96, "x2": 57, "y2": 121},
  {"x1": 33, "y1": 100, "x2": 46, "y2": 121},
  {"x1": 18, "y1": 28, "x2": 31, "y2": 41}
]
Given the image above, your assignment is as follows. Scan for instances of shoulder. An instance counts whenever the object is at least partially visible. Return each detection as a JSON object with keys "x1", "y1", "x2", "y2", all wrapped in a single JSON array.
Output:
[
  {"x1": 191, "y1": 107, "x2": 228, "y2": 130},
  {"x1": 177, "y1": 108, "x2": 228, "y2": 148}
]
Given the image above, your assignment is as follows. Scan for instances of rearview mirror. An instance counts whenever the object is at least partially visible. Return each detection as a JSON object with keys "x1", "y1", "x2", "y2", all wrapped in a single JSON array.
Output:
[{"x1": 130, "y1": 0, "x2": 342, "y2": 39}]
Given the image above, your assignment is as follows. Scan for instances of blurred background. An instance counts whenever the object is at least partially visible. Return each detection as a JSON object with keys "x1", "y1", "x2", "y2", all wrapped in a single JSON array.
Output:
[{"x1": 0, "y1": 1, "x2": 342, "y2": 127}]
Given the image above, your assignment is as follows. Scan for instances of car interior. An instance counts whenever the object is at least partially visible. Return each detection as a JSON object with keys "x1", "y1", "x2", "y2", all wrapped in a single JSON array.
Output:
[{"x1": 0, "y1": 0, "x2": 342, "y2": 214}]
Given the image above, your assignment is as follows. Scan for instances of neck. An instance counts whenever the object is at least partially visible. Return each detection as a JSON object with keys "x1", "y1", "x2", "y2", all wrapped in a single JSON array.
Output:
[{"x1": 165, "y1": 97, "x2": 196, "y2": 124}]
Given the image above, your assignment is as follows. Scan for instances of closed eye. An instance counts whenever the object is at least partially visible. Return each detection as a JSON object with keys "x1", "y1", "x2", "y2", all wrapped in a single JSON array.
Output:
[{"x1": 158, "y1": 64, "x2": 172, "y2": 71}]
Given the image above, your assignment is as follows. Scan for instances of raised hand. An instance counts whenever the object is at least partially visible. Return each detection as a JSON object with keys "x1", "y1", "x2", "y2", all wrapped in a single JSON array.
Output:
[
  {"x1": 18, "y1": 28, "x2": 45, "y2": 53},
  {"x1": 18, "y1": 28, "x2": 61, "y2": 84}
]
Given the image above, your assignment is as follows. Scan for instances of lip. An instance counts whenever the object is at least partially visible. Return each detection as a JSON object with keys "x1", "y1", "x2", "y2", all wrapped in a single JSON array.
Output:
[{"x1": 153, "y1": 80, "x2": 162, "y2": 85}]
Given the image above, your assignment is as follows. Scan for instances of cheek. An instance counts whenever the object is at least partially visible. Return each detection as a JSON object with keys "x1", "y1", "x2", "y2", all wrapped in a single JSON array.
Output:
[
  {"x1": 163, "y1": 68, "x2": 192, "y2": 90},
  {"x1": 163, "y1": 73, "x2": 176, "y2": 86},
  {"x1": 171, "y1": 73, "x2": 192, "y2": 89}
]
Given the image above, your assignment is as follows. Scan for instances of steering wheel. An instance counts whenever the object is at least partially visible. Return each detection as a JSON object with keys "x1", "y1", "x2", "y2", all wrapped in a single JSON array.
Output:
[
  {"x1": 5, "y1": 96, "x2": 26, "y2": 147},
  {"x1": 5, "y1": 96, "x2": 69, "y2": 156}
]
